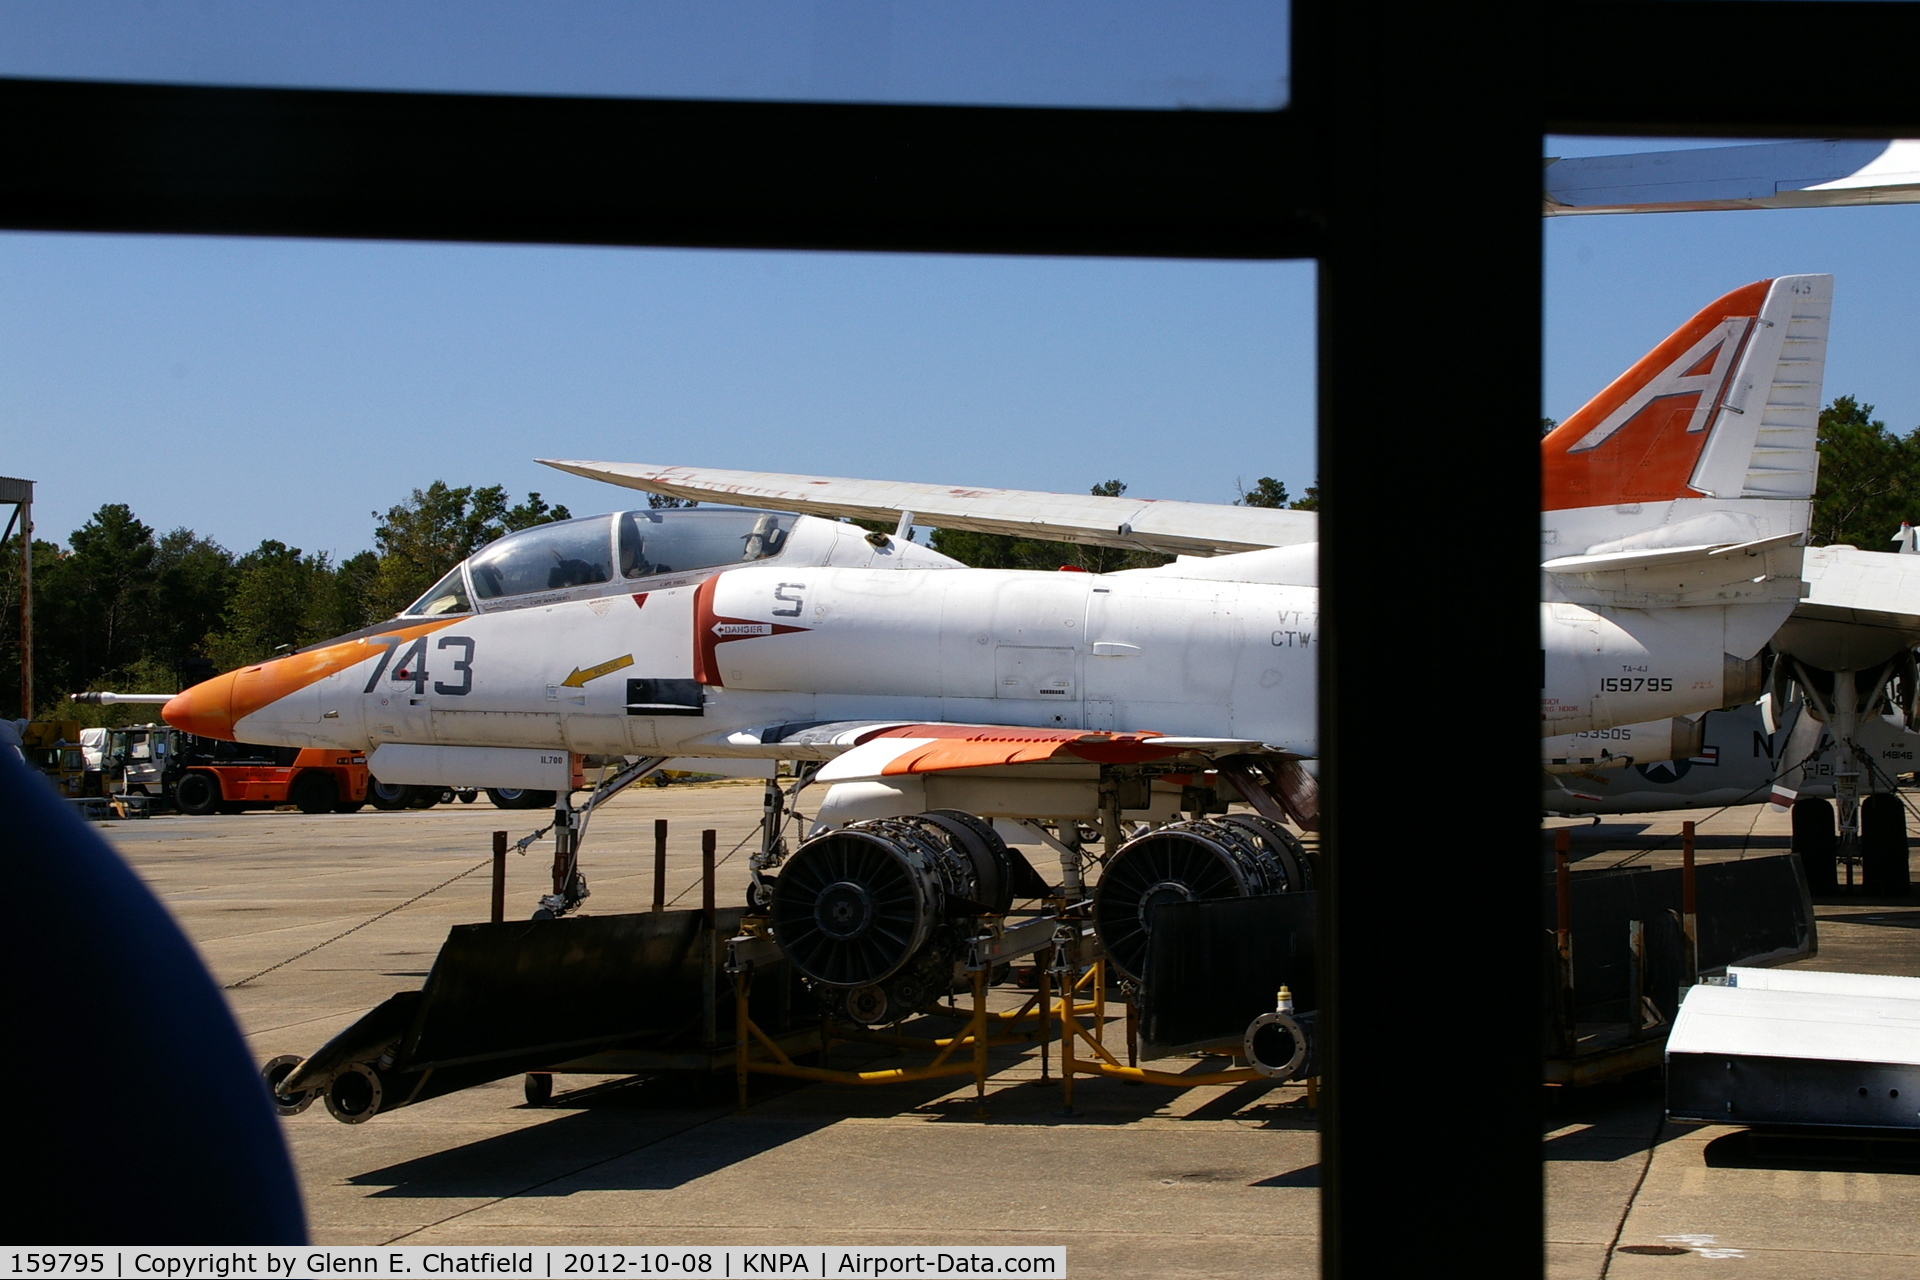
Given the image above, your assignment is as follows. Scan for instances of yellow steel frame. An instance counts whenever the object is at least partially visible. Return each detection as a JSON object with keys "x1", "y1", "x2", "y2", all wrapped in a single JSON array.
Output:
[
  {"x1": 729, "y1": 935, "x2": 1307, "y2": 1112},
  {"x1": 1052, "y1": 956, "x2": 1267, "y2": 1110},
  {"x1": 730, "y1": 962, "x2": 1104, "y2": 1110}
]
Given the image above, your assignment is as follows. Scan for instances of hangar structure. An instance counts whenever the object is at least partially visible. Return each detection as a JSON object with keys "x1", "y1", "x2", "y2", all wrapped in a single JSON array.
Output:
[{"x1": 6, "y1": 5, "x2": 1920, "y2": 1275}]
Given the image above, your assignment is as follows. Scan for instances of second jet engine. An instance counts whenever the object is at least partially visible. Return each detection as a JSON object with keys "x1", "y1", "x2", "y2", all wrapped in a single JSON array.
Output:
[
  {"x1": 770, "y1": 810, "x2": 1025, "y2": 1025},
  {"x1": 1092, "y1": 814, "x2": 1312, "y2": 982}
]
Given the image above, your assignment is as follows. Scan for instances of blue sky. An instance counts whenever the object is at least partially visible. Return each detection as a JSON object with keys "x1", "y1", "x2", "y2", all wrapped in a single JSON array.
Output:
[
  {"x1": 1543, "y1": 137, "x2": 1920, "y2": 441},
  {"x1": 0, "y1": 241, "x2": 1314, "y2": 558},
  {"x1": 1, "y1": 12, "x2": 1915, "y2": 558},
  {"x1": 0, "y1": 1, "x2": 1290, "y2": 109}
]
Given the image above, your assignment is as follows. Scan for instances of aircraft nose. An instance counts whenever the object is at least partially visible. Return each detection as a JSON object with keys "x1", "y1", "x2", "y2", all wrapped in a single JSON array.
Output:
[{"x1": 163, "y1": 671, "x2": 239, "y2": 740}]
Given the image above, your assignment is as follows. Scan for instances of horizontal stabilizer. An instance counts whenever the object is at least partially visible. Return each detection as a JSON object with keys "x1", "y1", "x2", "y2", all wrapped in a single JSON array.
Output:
[
  {"x1": 1543, "y1": 532, "x2": 1805, "y2": 607},
  {"x1": 539, "y1": 460, "x2": 1314, "y2": 557}
]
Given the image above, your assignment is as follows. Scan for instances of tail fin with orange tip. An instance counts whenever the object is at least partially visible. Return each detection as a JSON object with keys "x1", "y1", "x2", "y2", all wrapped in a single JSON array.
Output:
[{"x1": 1543, "y1": 275, "x2": 1830, "y2": 520}]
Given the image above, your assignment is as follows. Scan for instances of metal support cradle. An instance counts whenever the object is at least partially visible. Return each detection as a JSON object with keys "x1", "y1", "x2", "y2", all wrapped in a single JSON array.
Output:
[
  {"x1": 1052, "y1": 939, "x2": 1267, "y2": 1113},
  {"x1": 726, "y1": 915, "x2": 1105, "y2": 1111}
]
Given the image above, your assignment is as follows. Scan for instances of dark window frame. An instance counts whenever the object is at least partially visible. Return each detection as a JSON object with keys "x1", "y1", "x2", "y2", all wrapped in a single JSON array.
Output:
[{"x1": 6, "y1": 3, "x2": 1916, "y2": 1273}]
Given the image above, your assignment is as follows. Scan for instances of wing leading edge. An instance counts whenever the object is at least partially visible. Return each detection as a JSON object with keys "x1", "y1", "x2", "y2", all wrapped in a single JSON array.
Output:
[{"x1": 538, "y1": 459, "x2": 1315, "y2": 557}]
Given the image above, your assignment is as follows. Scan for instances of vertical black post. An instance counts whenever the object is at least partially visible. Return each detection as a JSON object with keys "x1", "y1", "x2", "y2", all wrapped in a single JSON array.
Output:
[
  {"x1": 1682, "y1": 819, "x2": 1698, "y2": 982},
  {"x1": 1555, "y1": 830, "x2": 1577, "y2": 1056},
  {"x1": 702, "y1": 827, "x2": 717, "y2": 930},
  {"x1": 491, "y1": 830, "x2": 507, "y2": 924},
  {"x1": 1302, "y1": 3, "x2": 1543, "y2": 1273},
  {"x1": 702, "y1": 827, "x2": 719, "y2": 1048},
  {"x1": 654, "y1": 818, "x2": 669, "y2": 914}
]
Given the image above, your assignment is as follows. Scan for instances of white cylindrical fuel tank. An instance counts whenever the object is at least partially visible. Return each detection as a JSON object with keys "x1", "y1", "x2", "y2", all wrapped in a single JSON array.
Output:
[{"x1": 1541, "y1": 716, "x2": 1706, "y2": 771}]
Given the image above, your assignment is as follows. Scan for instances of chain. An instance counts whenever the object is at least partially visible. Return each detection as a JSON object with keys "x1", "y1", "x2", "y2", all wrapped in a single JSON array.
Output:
[
  {"x1": 223, "y1": 857, "x2": 491, "y2": 990},
  {"x1": 664, "y1": 827, "x2": 758, "y2": 907},
  {"x1": 1603, "y1": 740, "x2": 1825, "y2": 870}
]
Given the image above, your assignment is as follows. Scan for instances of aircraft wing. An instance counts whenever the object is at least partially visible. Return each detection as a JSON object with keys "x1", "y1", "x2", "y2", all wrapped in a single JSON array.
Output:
[
  {"x1": 703, "y1": 719, "x2": 1264, "y2": 767},
  {"x1": 1775, "y1": 546, "x2": 1920, "y2": 668},
  {"x1": 734, "y1": 720, "x2": 1315, "y2": 830},
  {"x1": 538, "y1": 459, "x2": 1315, "y2": 557},
  {"x1": 811, "y1": 724, "x2": 1262, "y2": 783},
  {"x1": 1546, "y1": 139, "x2": 1920, "y2": 216}
]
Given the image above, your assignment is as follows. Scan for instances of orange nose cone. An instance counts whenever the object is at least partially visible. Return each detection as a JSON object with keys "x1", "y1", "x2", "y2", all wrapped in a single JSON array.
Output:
[{"x1": 163, "y1": 671, "x2": 239, "y2": 740}]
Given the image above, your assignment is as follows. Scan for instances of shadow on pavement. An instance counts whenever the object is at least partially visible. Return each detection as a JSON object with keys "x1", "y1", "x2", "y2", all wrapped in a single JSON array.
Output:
[
  {"x1": 1703, "y1": 1127, "x2": 1920, "y2": 1173},
  {"x1": 348, "y1": 1073, "x2": 821, "y2": 1198},
  {"x1": 1815, "y1": 909, "x2": 1920, "y2": 927}
]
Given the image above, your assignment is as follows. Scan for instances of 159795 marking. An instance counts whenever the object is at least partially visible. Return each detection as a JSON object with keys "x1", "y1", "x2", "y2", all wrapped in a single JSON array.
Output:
[
  {"x1": 10, "y1": 1257, "x2": 106, "y2": 1274},
  {"x1": 1601, "y1": 676, "x2": 1672, "y2": 693}
]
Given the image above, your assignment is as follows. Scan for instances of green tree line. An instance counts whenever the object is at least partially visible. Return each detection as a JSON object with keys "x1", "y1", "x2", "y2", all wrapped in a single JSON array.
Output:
[{"x1": 1, "y1": 482, "x2": 570, "y2": 721}]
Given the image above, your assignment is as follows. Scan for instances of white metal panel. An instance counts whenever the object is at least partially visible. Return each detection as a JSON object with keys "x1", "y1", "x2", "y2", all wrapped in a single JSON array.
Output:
[
  {"x1": 1669, "y1": 983, "x2": 1920, "y2": 1067},
  {"x1": 815, "y1": 737, "x2": 936, "y2": 782},
  {"x1": 663, "y1": 756, "x2": 776, "y2": 778},
  {"x1": 995, "y1": 646, "x2": 1076, "y2": 700},
  {"x1": 1799, "y1": 546, "x2": 1920, "y2": 624},
  {"x1": 367, "y1": 743, "x2": 571, "y2": 789},
  {"x1": 1725, "y1": 967, "x2": 1920, "y2": 999},
  {"x1": 1130, "y1": 543, "x2": 1318, "y2": 586},
  {"x1": 1541, "y1": 535, "x2": 1804, "y2": 610}
]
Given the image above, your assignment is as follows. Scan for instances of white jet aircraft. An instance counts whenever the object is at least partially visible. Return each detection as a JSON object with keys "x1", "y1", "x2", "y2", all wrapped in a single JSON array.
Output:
[{"x1": 165, "y1": 275, "x2": 1831, "y2": 991}]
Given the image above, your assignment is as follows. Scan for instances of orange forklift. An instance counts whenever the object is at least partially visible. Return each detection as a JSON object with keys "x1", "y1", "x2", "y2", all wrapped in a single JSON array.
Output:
[
  {"x1": 126, "y1": 728, "x2": 374, "y2": 815},
  {"x1": 174, "y1": 740, "x2": 373, "y2": 815}
]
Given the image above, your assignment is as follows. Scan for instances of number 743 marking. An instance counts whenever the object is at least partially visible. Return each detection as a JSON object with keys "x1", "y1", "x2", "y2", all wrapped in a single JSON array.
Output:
[{"x1": 363, "y1": 635, "x2": 475, "y2": 695}]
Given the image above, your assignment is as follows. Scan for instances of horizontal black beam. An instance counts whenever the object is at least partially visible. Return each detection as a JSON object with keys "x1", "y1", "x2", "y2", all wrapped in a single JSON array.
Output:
[
  {"x1": 0, "y1": 77, "x2": 1319, "y2": 260},
  {"x1": 1547, "y1": 2, "x2": 1920, "y2": 137}
]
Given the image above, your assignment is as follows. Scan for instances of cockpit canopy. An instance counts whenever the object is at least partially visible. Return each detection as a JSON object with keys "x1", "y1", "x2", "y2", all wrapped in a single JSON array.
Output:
[{"x1": 404, "y1": 509, "x2": 797, "y2": 617}]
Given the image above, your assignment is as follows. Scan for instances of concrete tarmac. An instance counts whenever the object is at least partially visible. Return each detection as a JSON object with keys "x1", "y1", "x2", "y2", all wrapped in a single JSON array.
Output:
[{"x1": 98, "y1": 784, "x2": 1920, "y2": 1276}]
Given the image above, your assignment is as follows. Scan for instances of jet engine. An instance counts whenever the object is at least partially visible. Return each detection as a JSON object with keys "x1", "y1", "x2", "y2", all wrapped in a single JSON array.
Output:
[
  {"x1": 1092, "y1": 814, "x2": 1311, "y2": 982},
  {"x1": 770, "y1": 810, "x2": 1020, "y2": 1025}
]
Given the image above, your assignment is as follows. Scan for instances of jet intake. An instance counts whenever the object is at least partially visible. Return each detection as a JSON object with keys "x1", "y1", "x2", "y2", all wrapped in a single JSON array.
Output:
[
  {"x1": 769, "y1": 811, "x2": 1021, "y2": 1025},
  {"x1": 1092, "y1": 815, "x2": 1312, "y2": 983}
]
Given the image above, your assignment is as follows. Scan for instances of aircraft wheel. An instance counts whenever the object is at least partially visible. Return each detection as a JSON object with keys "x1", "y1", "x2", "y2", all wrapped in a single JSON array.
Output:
[
  {"x1": 174, "y1": 771, "x2": 221, "y2": 816},
  {"x1": 456, "y1": 789, "x2": 479, "y2": 804},
  {"x1": 1863, "y1": 793, "x2": 1911, "y2": 896},
  {"x1": 487, "y1": 787, "x2": 556, "y2": 810},
  {"x1": 746, "y1": 877, "x2": 776, "y2": 913},
  {"x1": 290, "y1": 770, "x2": 337, "y2": 815},
  {"x1": 261, "y1": 1055, "x2": 317, "y2": 1116},
  {"x1": 368, "y1": 780, "x2": 416, "y2": 811},
  {"x1": 524, "y1": 1073, "x2": 554, "y2": 1105},
  {"x1": 1791, "y1": 798, "x2": 1839, "y2": 896}
]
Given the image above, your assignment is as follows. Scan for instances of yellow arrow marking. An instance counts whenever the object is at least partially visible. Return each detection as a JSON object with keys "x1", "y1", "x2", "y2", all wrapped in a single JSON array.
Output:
[{"x1": 561, "y1": 653, "x2": 635, "y2": 688}]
